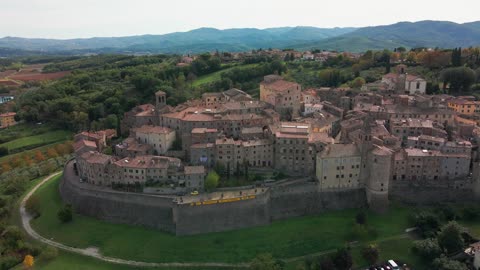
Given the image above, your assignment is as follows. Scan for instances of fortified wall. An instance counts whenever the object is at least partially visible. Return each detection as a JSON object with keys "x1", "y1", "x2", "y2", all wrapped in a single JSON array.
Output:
[
  {"x1": 61, "y1": 160, "x2": 480, "y2": 235},
  {"x1": 61, "y1": 160, "x2": 366, "y2": 235},
  {"x1": 389, "y1": 179, "x2": 479, "y2": 205}
]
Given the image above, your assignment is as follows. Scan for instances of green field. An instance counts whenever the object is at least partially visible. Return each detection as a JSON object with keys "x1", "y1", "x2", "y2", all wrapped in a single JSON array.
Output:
[
  {"x1": 0, "y1": 123, "x2": 55, "y2": 142},
  {"x1": 30, "y1": 175, "x2": 422, "y2": 267},
  {"x1": 15, "y1": 250, "x2": 234, "y2": 270},
  {"x1": 0, "y1": 129, "x2": 71, "y2": 151}
]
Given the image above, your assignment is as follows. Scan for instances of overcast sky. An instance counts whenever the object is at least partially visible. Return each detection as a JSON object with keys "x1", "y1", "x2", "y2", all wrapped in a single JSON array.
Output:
[{"x1": 2, "y1": 0, "x2": 479, "y2": 39}]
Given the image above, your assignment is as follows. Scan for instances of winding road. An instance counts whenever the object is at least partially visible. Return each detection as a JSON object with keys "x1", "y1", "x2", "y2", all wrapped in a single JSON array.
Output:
[{"x1": 20, "y1": 172, "x2": 249, "y2": 269}]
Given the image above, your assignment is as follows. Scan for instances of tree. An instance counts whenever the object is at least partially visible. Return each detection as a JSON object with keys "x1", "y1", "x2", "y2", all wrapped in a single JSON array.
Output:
[
  {"x1": 1, "y1": 162, "x2": 12, "y2": 173},
  {"x1": 57, "y1": 204, "x2": 73, "y2": 223},
  {"x1": 333, "y1": 248, "x2": 353, "y2": 270},
  {"x1": 22, "y1": 154, "x2": 33, "y2": 166},
  {"x1": 250, "y1": 253, "x2": 282, "y2": 270},
  {"x1": 46, "y1": 148, "x2": 58, "y2": 159},
  {"x1": 432, "y1": 256, "x2": 468, "y2": 270},
  {"x1": 25, "y1": 195, "x2": 41, "y2": 218},
  {"x1": 413, "y1": 211, "x2": 440, "y2": 238},
  {"x1": 23, "y1": 254, "x2": 34, "y2": 269},
  {"x1": 355, "y1": 211, "x2": 367, "y2": 225},
  {"x1": 362, "y1": 244, "x2": 379, "y2": 265},
  {"x1": 441, "y1": 67, "x2": 476, "y2": 92},
  {"x1": 34, "y1": 151, "x2": 46, "y2": 162},
  {"x1": 350, "y1": 77, "x2": 366, "y2": 89},
  {"x1": 205, "y1": 170, "x2": 220, "y2": 192},
  {"x1": 451, "y1": 47, "x2": 462, "y2": 67},
  {"x1": 413, "y1": 238, "x2": 442, "y2": 260},
  {"x1": 437, "y1": 221, "x2": 465, "y2": 254}
]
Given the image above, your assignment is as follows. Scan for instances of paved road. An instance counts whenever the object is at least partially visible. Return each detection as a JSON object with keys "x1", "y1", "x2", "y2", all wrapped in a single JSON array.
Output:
[{"x1": 20, "y1": 172, "x2": 249, "y2": 268}]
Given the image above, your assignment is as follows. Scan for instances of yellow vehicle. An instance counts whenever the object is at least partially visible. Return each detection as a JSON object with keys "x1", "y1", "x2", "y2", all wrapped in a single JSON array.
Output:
[{"x1": 190, "y1": 190, "x2": 199, "y2": 196}]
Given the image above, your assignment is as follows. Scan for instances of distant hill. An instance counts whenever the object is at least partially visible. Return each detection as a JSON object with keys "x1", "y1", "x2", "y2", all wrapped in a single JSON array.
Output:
[
  {"x1": 0, "y1": 27, "x2": 355, "y2": 56},
  {"x1": 0, "y1": 20, "x2": 479, "y2": 55},
  {"x1": 297, "y1": 21, "x2": 480, "y2": 52}
]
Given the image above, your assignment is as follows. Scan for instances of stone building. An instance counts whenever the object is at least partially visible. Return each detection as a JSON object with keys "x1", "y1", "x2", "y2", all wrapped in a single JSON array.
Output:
[
  {"x1": 0, "y1": 112, "x2": 17, "y2": 128},
  {"x1": 132, "y1": 125, "x2": 176, "y2": 155},
  {"x1": 115, "y1": 137, "x2": 154, "y2": 158},
  {"x1": 272, "y1": 122, "x2": 319, "y2": 175},
  {"x1": 392, "y1": 148, "x2": 470, "y2": 181},
  {"x1": 382, "y1": 65, "x2": 427, "y2": 95},
  {"x1": 316, "y1": 144, "x2": 362, "y2": 189},
  {"x1": 77, "y1": 151, "x2": 114, "y2": 185},
  {"x1": 121, "y1": 104, "x2": 157, "y2": 135},
  {"x1": 260, "y1": 75, "x2": 302, "y2": 118}
]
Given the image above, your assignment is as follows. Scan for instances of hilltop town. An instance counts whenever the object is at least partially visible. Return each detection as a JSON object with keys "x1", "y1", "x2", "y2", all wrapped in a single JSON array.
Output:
[{"x1": 73, "y1": 64, "x2": 480, "y2": 217}]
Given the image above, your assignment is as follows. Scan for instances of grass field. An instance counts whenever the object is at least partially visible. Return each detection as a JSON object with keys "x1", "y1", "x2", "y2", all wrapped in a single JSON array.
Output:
[
  {"x1": 30, "y1": 175, "x2": 422, "y2": 266},
  {"x1": 14, "y1": 250, "x2": 234, "y2": 270},
  {"x1": 0, "y1": 129, "x2": 71, "y2": 151}
]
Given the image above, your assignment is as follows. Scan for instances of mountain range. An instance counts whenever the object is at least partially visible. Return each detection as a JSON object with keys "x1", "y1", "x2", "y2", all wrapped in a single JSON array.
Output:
[{"x1": 1, "y1": 20, "x2": 479, "y2": 56}]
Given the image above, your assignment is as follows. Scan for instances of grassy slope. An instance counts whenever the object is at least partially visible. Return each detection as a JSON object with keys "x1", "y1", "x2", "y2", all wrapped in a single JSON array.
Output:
[
  {"x1": 32, "y1": 176, "x2": 416, "y2": 265},
  {"x1": 21, "y1": 251, "x2": 234, "y2": 270},
  {"x1": 0, "y1": 130, "x2": 71, "y2": 151}
]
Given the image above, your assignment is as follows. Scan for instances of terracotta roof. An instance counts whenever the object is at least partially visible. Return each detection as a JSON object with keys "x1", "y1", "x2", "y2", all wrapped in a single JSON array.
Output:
[
  {"x1": 133, "y1": 125, "x2": 173, "y2": 134},
  {"x1": 80, "y1": 151, "x2": 112, "y2": 164},
  {"x1": 74, "y1": 139, "x2": 97, "y2": 152},
  {"x1": 261, "y1": 79, "x2": 300, "y2": 92},
  {"x1": 115, "y1": 155, "x2": 181, "y2": 169}
]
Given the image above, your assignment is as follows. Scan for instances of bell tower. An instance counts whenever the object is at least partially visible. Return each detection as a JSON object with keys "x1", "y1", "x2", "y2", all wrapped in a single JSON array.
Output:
[{"x1": 155, "y1": 90, "x2": 167, "y2": 111}]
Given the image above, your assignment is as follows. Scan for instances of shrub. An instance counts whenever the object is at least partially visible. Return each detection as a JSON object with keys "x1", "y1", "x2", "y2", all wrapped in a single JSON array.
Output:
[
  {"x1": 205, "y1": 170, "x2": 220, "y2": 192},
  {"x1": 432, "y1": 256, "x2": 469, "y2": 270},
  {"x1": 25, "y1": 195, "x2": 41, "y2": 218},
  {"x1": 332, "y1": 248, "x2": 352, "y2": 270},
  {"x1": 57, "y1": 204, "x2": 73, "y2": 223},
  {"x1": 41, "y1": 246, "x2": 58, "y2": 260},
  {"x1": 412, "y1": 238, "x2": 442, "y2": 260},
  {"x1": 362, "y1": 244, "x2": 379, "y2": 265},
  {"x1": 355, "y1": 211, "x2": 367, "y2": 225},
  {"x1": 413, "y1": 211, "x2": 441, "y2": 238},
  {"x1": 437, "y1": 221, "x2": 465, "y2": 255}
]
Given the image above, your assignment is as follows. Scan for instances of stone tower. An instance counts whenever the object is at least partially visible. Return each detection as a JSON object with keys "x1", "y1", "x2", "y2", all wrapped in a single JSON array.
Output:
[
  {"x1": 155, "y1": 90, "x2": 167, "y2": 111},
  {"x1": 365, "y1": 146, "x2": 393, "y2": 213},
  {"x1": 471, "y1": 154, "x2": 480, "y2": 201},
  {"x1": 358, "y1": 117, "x2": 393, "y2": 212},
  {"x1": 395, "y1": 64, "x2": 407, "y2": 95}
]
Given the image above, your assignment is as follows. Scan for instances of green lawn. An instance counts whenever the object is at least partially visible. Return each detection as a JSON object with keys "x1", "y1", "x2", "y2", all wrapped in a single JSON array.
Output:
[
  {"x1": 0, "y1": 130, "x2": 72, "y2": 151},
  {"x1": 31, "y1": 175, "x2": 417, "y2": 264},
  {"x1": 15, "y1": 250, "x2": 235, "y2": 270}
]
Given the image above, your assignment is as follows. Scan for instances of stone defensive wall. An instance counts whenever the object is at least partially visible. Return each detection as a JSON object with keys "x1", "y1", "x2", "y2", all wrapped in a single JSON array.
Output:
[
  {"x1": 61, "y1": 160, "x2": 366, "y2": 235},
  {"x1": 389, "y1": 179, "x2": 480, "y2": 205}
]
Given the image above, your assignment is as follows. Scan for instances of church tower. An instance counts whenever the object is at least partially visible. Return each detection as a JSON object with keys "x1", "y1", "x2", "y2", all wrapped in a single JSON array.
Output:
[{"x1": 155, "y1": 90, "x2": 167, "y2": 111}]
